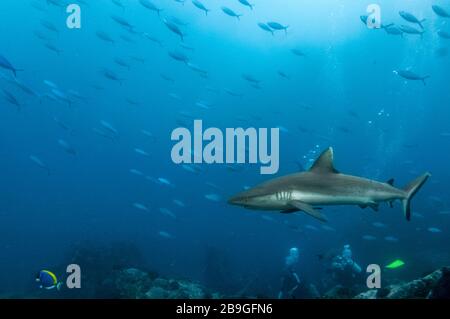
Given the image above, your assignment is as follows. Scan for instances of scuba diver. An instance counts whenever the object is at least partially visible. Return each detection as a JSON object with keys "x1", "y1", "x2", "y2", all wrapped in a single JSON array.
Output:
[
  {"x1": 330, "y1": 244, "x2": 362, "y2": 288},
  {"x1": 278, "y1": 247, "x2": 301, "y2": 299},
  {"x1": 278, "y1": 247, "x2": 320, "y2": 299}
]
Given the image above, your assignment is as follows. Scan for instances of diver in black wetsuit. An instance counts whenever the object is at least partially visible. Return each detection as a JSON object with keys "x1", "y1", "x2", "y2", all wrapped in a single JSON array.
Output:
[
  {"x1": 278, "y1": 247, "x2": 300, "y2": 299},
  {"x1": 278, "y1": 247, "x2": 323, "y2": 298},
  {"x1": 330, "y1": 244, "x2": 362, "y2": 288}
]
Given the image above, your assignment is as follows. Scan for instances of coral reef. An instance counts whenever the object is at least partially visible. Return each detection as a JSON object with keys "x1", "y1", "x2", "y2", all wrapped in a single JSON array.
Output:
[
  {"x1": 323, "y1": 285, "x2": 363, "y2": 299},
  {"x1": 17, "y1": 240, "x2": 450, "y2": 299},
  {"x1": 61, "y1": 241, "x2": 217, "y2": 299},
  {"x1": 114, "y1": 268, "x2": 217, "y2": 299},
  {"x1": 356, "y1": 267, "x2": 450, "y2": 299}
]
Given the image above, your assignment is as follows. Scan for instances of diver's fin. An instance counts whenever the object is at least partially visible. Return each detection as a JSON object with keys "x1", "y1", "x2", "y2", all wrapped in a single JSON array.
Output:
[
  {"x1": 387, "y1": 178, "x2": 395, "y2": 186},
  {"x1": 309, "y1": 147, "x2": 339, "y2": 174},
  {"x1": 402, "y1": 172, "x2": 431, "y2": 221},
  {"x1": 288, "y1": 200, "x2": 327, "y2": 222}
]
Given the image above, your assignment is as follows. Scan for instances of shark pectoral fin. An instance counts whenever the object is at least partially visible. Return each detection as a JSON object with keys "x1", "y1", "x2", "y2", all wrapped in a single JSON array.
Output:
[
  {"x1": 359, "y1": 204, "x2": 368, "y2": 209},
  {"x1": 280, "y1": 208, "x2": 299, "y2": 214},
  {"x1": 288, "y1": 200, "x2": 327, "y2": 222}
]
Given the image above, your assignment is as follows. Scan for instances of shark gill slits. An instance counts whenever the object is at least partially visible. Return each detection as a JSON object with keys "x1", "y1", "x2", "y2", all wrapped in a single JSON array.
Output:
[{"x1": 276, "y1": 191, "x2": 291, "y2": 200}]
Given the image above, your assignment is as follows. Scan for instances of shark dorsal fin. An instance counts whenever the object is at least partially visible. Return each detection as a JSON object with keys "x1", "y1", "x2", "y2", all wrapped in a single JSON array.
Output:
[{"x1": 309, "y1": 147, "x2": 339, "y2": 174}]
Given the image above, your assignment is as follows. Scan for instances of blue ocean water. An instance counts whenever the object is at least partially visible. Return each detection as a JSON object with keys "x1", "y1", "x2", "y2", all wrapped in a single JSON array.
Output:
[{"x1": 0, "y1": 0, "x2": 449, "y2": 298}]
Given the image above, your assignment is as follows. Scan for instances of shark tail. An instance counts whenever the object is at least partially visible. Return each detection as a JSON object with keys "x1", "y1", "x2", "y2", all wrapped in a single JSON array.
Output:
[{"x1": 402, "y1": 172, "x2": 431, "y2": 221}]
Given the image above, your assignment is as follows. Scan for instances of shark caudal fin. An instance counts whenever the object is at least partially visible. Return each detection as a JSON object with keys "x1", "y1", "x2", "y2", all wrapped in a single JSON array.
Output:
[{"x1": 402, "y1": 172, "x2": 431, "y2": 221}]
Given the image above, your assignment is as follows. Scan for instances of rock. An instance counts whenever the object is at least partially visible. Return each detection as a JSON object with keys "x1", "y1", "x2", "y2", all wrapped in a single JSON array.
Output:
[
  {"x1": 153, "y1": 278, "x2": 169, "y2": 289},
  {"x1": 168, "y1": 280, "x2": 180, "y2": 290},
  {"x1": 355, "y1": 289, "x2": 378, "y2": 299},
  {"x1": 113, "y1": 267, "x2": 215, "y2": 299},
  {"x1": 387, "y1": 267, "x2": 448, "y2": 299},
  {"x1": 115, "y1": 268, "x2": 152, "y2": 298},
  {"x1": 145, "y1": 286, "x2": 168, "y2": 299},
  {"x1": 124, "y1": 268, "x2": 145, "y2": 277},
  {"x1": 356, "y1": 267, "x2": 450, "y2": 299},
  {"x1": 428, "y1": 267, "x2": 450, "y2": 299},
  {"x1": 177, "y1": 280, "x2": 208, "y2": 299},
  {"x1": 324, "y1": 285, "x2": 356, "y2": 299},
  {"x1": 167, "y1": 290, "x2": 189, "y2": 299}
]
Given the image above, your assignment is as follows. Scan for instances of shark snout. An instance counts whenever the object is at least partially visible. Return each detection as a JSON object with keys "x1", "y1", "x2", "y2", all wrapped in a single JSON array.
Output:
[
  {"x1": 227, "y1": 194, "x2": 247, "y2": 206},
  {"x1": 228, "y1": 187, "x2": 269, "y2": 207},
  {"x1": 228, "y1": 188, "x2": 257, "y2": 206}
]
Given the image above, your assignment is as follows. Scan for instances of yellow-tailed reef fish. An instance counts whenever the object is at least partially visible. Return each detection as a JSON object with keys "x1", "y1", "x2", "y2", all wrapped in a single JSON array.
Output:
[{"x1": 36, "y1": 270, "x2": 62, "y2": 290}]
